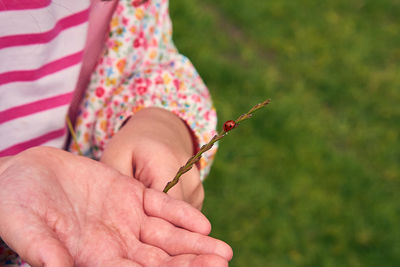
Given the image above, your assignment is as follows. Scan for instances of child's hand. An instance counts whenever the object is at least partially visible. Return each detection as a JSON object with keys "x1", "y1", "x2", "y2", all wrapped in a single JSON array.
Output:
[
  {"x1": 0, "y1": 147, "x2": 232, "y2": 266},
  {"x1": 101, "y1": 108, "x2": 205, "y2": 209}
]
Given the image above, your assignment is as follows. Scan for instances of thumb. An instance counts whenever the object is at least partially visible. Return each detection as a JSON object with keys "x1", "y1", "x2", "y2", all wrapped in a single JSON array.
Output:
[
  {"x1": 0, "y1": 210, "x2": 73, "y2": 267},
  {"x1": 143, "y1": 188, "x2": 211, "y2": 235}
]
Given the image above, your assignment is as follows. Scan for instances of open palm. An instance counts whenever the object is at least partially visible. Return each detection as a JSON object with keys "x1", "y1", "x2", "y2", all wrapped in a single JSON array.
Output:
[{"x1": 0, "y1": 147, "x2": 232, "y2": 266}]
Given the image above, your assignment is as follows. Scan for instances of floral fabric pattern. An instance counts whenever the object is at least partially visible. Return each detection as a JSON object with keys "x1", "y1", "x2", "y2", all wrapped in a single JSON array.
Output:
[{"x1": 71, "y1": 0, "x2": 218, "y2": 180}]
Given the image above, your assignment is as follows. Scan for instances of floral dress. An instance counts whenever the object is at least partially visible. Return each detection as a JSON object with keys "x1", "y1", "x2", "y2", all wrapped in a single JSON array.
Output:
[
  {"x1": 70, "y1": 0, "x2": 218, "y2": 181},
  {"x1": 1, "y1": 0, "x2": 217, "y2": 265}
]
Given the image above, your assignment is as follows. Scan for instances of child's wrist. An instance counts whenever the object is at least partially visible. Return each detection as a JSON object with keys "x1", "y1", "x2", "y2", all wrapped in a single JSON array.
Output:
[{"x1": 121, "y1": 107, "x2": 195, "y2": 159}]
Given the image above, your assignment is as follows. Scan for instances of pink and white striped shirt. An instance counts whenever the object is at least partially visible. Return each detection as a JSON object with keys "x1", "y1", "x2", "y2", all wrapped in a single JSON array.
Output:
[{"x1": 0, "y1": 0, "x2": 115, "y2": 156}]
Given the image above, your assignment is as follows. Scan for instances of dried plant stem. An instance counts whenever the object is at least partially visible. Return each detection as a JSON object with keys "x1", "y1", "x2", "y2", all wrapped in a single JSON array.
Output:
[
  {"x1": 66, "y1": 115, "x2": 83, "y2": 156},
  {"x1": 163, "y1": 98, "x2": 271, "y2": 193}
]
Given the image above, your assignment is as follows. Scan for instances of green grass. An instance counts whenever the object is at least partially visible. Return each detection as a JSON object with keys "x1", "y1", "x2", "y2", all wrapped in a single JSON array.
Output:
[{"x1": 169, "y1": 0, "x2": 400, "y2": 266}]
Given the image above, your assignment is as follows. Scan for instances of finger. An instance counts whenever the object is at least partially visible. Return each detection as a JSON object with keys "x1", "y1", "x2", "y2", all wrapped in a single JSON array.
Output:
[
  {"x1": 0, "y1": 209, "x2": 73, "y2": 267},
  {"x1": 127, "y1": 242, "x2": 170, "y2": 266},
  {"x1": 163, "y1": 254, "x2": 229, "y2": 267},
  {"x1": 186, "y1": 181, "x2": 205, "y2": 210},
  {"x1": 140, "y1": 217, "x2": 233, "y2": 261},
  {"x1": 150, "y1": 166, "x2": 204, "y2": 209},
  {"x1": 143, "y1": 188, "x2": 211, "y2": 235},
  {"x1": 103, "y1": 258, "x2": 142, "y2": 267}
]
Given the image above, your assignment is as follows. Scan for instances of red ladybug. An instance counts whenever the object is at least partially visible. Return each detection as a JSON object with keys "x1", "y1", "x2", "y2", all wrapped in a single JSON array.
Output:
[{"x1": 223, "y1": 120, "x2": 236, "y2": 132}]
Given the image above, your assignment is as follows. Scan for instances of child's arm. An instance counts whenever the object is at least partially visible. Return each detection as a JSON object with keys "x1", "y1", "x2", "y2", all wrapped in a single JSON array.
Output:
[
  {"x1": 100, "y1": 107, "x2": 205, "y2": 209},
  {"x1": 70, "y1": 0, "x2": 218, "y2": 205}
]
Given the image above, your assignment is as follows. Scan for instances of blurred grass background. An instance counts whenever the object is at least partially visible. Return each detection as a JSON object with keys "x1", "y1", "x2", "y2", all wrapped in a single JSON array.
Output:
[{"x1": 169, "y1": 0, "x2": 400, "y2": 266}]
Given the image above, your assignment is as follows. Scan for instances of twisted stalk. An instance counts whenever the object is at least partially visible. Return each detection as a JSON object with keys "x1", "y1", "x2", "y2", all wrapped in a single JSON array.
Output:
[
  {"x1": 163, "y1": 98, "x2": 271, "y2": 193},
  {"x1": 66, "y1": 115, "x2": 83, "y2": 155}
]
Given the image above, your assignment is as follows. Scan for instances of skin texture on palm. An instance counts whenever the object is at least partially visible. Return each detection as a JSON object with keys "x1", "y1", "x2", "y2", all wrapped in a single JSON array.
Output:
[
  {"x1": 100, "y1": 108, "x2": 205, "y2": 209},
  {"x1": 0, "y1": 147, "x2": 232, "y2": 266}
]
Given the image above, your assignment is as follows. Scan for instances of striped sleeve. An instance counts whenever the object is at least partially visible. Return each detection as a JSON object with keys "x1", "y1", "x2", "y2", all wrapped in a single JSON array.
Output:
[{"x1": 0, "y1": 0, "x2": 90, "y2": 156}]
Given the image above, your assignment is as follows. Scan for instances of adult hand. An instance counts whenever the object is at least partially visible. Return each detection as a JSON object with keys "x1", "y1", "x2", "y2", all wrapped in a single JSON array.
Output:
[
  {"x1": 0, "y1": 147, "x2": 232, "y2": 266},
  {"x1": 101, "y1": 108, "x2": 204, "y2": 209}
]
